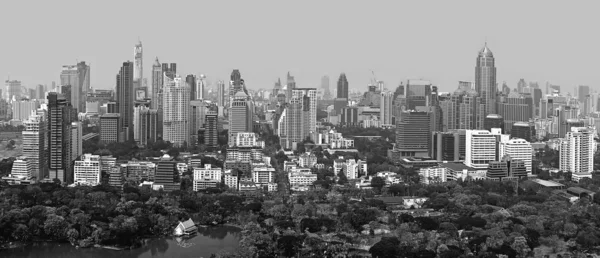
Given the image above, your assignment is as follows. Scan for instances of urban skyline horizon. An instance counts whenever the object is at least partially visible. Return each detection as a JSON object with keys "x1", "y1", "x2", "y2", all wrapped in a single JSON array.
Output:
[{"x1": 1, "y1": 1, "x2": 598, "y2": 94}]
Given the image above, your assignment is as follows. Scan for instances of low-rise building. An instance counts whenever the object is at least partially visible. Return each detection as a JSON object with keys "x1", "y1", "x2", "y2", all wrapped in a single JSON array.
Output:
[
  {"x1": 193, "y1": 164, "x2": 222, "y2": 191},
  {"x1": 73, "y1": 154, "x2": 101, "y2": 186}
]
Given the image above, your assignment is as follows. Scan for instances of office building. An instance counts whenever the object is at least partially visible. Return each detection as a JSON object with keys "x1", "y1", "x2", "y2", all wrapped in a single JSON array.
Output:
[
  {"x1": 151, "y1": 58, "x2": 162, "y2": 110},
  {"x1": 47, "y1": 92, "x2": 74, "y2": 183},
  {"x1": 12, "y1": 100, "x2": 39, "y2": 121},
  {"x1": 134, "y1": 40, "x2": 143, "y2": 88},
  {"x1": 100, "y1": 113, "x2": 121, "y2": 143},
  {"x1": 465, "y1": 130, "x2": 497, "y2": 169},
  {"x1": 321, "y1": 75, "x2": 331, "y2": 99},
  {"x1": 204, "y1": 109, "x2": 218, "y2": 147},
  {"x1": 560, "y1": 127, "x2": 595, "y2": 174},
  {"x1": 116, "y1": 61, "x2": 134, "y2": 141},
  {"x1": 193, "y1": 164, "x2": 222, "y2": 191},
  {"x1": 499, "y1": 138, "x2": 533, "y2": 174},
  {"x1": 217, "y1": 80, "x2": 225, "y2": 108},
  {"x1": 229, "y1": 91, "x2": 253, "y2": 146},
  {"x1": 5, "y1": 80, "x2": 22, "y2": 101},
  {"x1": 380, "y1": 91, "x2": 393, "y2": 126},
  {"x1": 186, "y1": 74, "x2": 197, "y2": 101},
  {"x1": 440, "y1": 83, "x2": 484, "y2": 130},
  {"x1": 163, "y1": 75, "x2": 190, "y2": 147},
  {"x1": 578, "y1": 85, "x2": 590, "y2": 114},
  {"x1": 10, "y1": 158, "x2": 33, "y2": 179},
  {"x1": 154, "y1": 154, "x2": 179, "y2": 191},
  {"x1": 497, "y1": 93, "x2": 533, "y2": 133},
  {"x1": 74, "y1": 154, "x2": 101, "y2": 185},
  {"x1": 406, "y1": 80, "x2": 432, "y2": 109},
  {"x1": 71, "y1": 122, "x2": 82, "y2": 160},
  {"x1": 60, "y1": 62, "x2": 90, "y2": 113},
  {"x1": 475, "y1": 43, "x2": 497, "y2": 116},
  {"x1": 133, "y1": 106, "x2": 158, "y2": 146},
  {"x1": 22, "y1": 112, "x2": 47, "y2": 181},
  {"x1": 36, "y1": 84, "x2": 45, "y2": 100},
  {"x1": 487, "y1": 156, "x2": 527, "y2": 180},
  {"x1": 337, "y1": 73, "x2": 348, "y2": 99},
  {"x1": 484, "y1": 114, "x2": 504, "y2": 133},
  {"x1": 395, "y1": 110, "x2": 432, "y2": 157},
  {"x1": 511, "y1": 122, "x2": 536, "y2": 142},
  {"x1": 431, "y1": 130, "x2": 466, "y2": 162},
  {"x1": 190, "y1": 100, "x2": 205, "y2": 145}
]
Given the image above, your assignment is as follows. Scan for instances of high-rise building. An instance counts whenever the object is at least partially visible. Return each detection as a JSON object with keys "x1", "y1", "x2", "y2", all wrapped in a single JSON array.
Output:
[
  {"x1": 229, "y1": 91, "x2": 253, "y2": 146},
  {"x1": 337, "y1": 73, "x2": 348, "y2": 99},
  {"x1": 133, "y1": 106, "x2": 158, "y2": 146},
  {"x1": 475, "y1": 43, "x2": 497, "y2": 116},
  {"x1": 465, "y1": 130, "x2": 497, "y2": 169},
  {"x1": 151, "y1": 58, "x2": 163, "y2": 110},
  {"x1": 196, "y1": 75, "x2": 205, "y2": 100},
  {"x1": 431, "y1": 130, "x2": 466, "y2": 162},
  {"x1": 22, "y1": 112, "x2": 47, "y2": 181},
  {"x1": 117, "y1": 61, "x2": 134, "y2": 141},
  {"x1": 560, "y1": 127, "x2": 595, "y2": 174},
  {"x1": 4, "y1": 80, "x2": 22, "y2": 101},
  {"x1": 511, "y1": 122, "x2": 536, "y2": 142},
  {"x1": 229, "y1": 70, "x2": 247, "y2": 102},
  {"x1": 497, "y1": 92, "x2": 532, "y2": 133},
  {"x1": 154, "y1": 154, "x2": 179, "y2": 191},
  {"x1": 47, "y1": 92, "x2": 74, "y2": 183},
  {"x1": 190, "y1": 100, "x2": 206, "y2": 145},
  {"x1": 163, "y1": 75, "x2": 190, "y2": 147},
  {"x1": 60, "y1": 62, "x2": 90, "y2": 113},
  {"x1": 321, "y1": 75, "x2": 331, "y2": 99},
  {"x1": 71, "y1": 122, "x2": 82, "y2": 160},
  {"x1": 134, "y1": 40, "x2": 143, "y2": 86},
  {"x1": 395, "y1": 110, "x2": 432, "y2": 158},
  {"x1": 440, "y1": 83, "x2": 484, "y2": 130},
  {"x1": 12, "y1": 100, "x2": 39, "y2": 121},
  {"x1": 217, "y1": 80, "x2": 225, "y2": 109},
  {"x1": 499, "y1": 138, "x2": 532, "y2": 174},
  {"x1": 186, "y1": 74, "x2": 197, "y2": 101},
  {"x1": 277, "y1": 88, "x2": 317, "y2": 149},
  {"x1": 74, "y1": 154, "x2": 101, "y2": 185},
  {"x1": 36, "y1": 84, "x2": 45, "y2": 100},
  {"x1": 100, "y1": 113, "x2": 121, "y2": 143},
  {"x1": 204, "y1": 108, "x2": 218, "y2": 147},
  {"x1": 517, "y1": 79, "x2": 526, "y2": 94},
  {"x1": 10, "y1": 158, "x2": 34, "y2": 179},
  {"x1": 484, "y1": 114, "x2": 504, "y2": 133},
  {"x1": 380, "y1": 91, "x2": 393, "y2": 126},
  {"x1": 406, "y1": 80, "x2": 432, "y2": 109},
  {"x1": 578, "y1": 85, "x2": 590, "y2": 115}
]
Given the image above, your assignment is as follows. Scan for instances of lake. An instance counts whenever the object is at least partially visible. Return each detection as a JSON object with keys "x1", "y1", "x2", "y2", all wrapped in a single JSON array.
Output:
[{"x1": 2, "y1": 225, "x2": 242, "y2": 258}]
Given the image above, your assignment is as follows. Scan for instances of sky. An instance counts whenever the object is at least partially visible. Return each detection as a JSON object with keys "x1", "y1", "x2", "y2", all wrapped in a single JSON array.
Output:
[{"x1": 1, "y1": 0, "x2": 599, "y2": 94}]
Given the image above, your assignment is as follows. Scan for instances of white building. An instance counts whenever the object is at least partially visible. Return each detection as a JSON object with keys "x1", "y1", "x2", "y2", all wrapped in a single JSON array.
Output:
[
  {"x1": 163, "y1": 75, "x2": 190, "y2": 147},
  {"x1": 298, "y1": 152, "x2": 317, "y2": 168},
  {"x1": 22, "y1": 112, "x2": 46, "y2": 181},
  {"x1": 289, "y1": 168, "x2": 317, "y2": 187},
  {"x1": 499, "y1": 138, "x2": 533, "y2": 175},
  {"x1": 10, "y1": 158, "x2": 33, "y2": 179},
  {"x1": 74, "y1": 154, "x2": 101, "y2": 185},
  {"x1": 233, "y1": 132, "x2": 258, "y2": 147},
  {"x1": 253, "y1": 167, "x2": 275, "y2": 184},
  {"x1": 465, "y1": 130, "x2": 498, "y2": 169},
  {"x1": 223, "y1": 170, "x2": 239, "y2": 190},
  {"x1": 560, "y1": 127, "x2": 595, "y2": 174},
  {"x1": 12, "y1": 100, "x2": 39, "y2": 121},
  {"x1": 71, "y1": 122, "x2": 82, "y2": 160},
  {"x1": 380, "y1": 91, "x2": 393, "y2": 127},
  {"x1": 193, "y1": 164, "x2": 222, "y2": 191}
]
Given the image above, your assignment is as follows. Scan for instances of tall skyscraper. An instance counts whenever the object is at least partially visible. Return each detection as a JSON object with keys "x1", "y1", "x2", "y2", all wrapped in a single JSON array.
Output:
[
  {"x1": 395, "y1": 109, "x2": 433, "y2": 158},
  {"x1": 475, "y1": 43, "x2": 497, "y2": 116},
  {"x1": 406, "y1": 80, "x2": 432, "y2": 109},
  {"x1": 190, "y1": 100, "x2": 206, "y2": 145},
  {"x1": 204, "y1": 108, "x2": 219, "y2": 148},
  {"x1": 217, "y1": 80, "x2": 225, "y2": 108},
  {"x1": 133, "y1": 106, "x2": 158, "y2": 146},
  {"x1": 36, "y1": 84, "x2": 45, "y2": 100},
  {"x1": 229, "y1": 70, "x2": 247, "y2": 102},
  {"x1": 337, "y1": 73, "x2": 348, "y2": 99},
  {"x1": 321, "y1": 75, "x2": 331, "y2": 99},
  {"x1": 186, "y1": 74, "x2": 197, "y2": 101},
  {"x1": 560, "y1": 127, "x2": 595, "y2": 175},
  {"x1": 134, "y1": 40, "x2": 143, "y2": 85},
  {"x1": 380, "y1": 91, "x2": 393, "y2": 126},
  {"x1": 440, "y1": 83, "x2": 483, "y2": 131},
  {"x1": 578, "y1": 85, "x2": 590, "y2": 115},
  {"x1": 116, "y1": 61, "x2": 134, "y2": 141},
  {"x1": 278, "y1": 88, "x2": 317, "y2": 149},
  {"x1": 71, "y1": 122, "x2": 82, "y2": 160},
  {"x1": 22, "y1": 111, "x2": 47, "y2": 181},
  {"x1": 196, "y1": 75, "x2": 205, "y2": 100},
  {"x1": 229, "y1": 91, "x2": 254, "y2": 146},
  {"x1": 151, "y1": 58, "x2": 163, "y2": 110},
  {"x1": 496, "y1": 92, "x2": 532, "y2": 133},
  {"x1": 163, "y1": 75, "x2": 190, "y2": 147},
  {"x1": 517, "y1": 79, "x2": 526, "y2": 93},
  {"x1": 47, "y1": 92, "x2": 74, "y2": 183},
  {"x1": 286, "y1": 72, "x2": 296, "y2": 101},
  {"x1": 4, "y1": 80, "x2": 22, "y2": 101},
  {"x1": 60, "y1": 62, "x2": 90, "y2": 113}
]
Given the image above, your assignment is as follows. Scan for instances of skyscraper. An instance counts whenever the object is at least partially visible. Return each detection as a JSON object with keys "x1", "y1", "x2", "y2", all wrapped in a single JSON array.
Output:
[
  {"x1": 4, "y1": 80, "x2": 22, "y2": 101},
  {"x1": 496, "y1": 92, "x2": 532, "y2": 133},
  {"x1": 100, "y1": 113, "x2": 121, "y2": 143},
  {"x1": 47, "y1": 92, "x2": 74, "y2": 183},
  {"x1": 440, "y1": 83, "x2": 483, "y2": 131},
  {"x1": 229, "y1": 70, "x2": 247, "y2": 102},
  {"x1": 475, "y1": 43, "x2": 497, "y2": 116},
  {"x1": 229, "y1": 91, "x2": 254, "y2": 146},
  {"x1": 560, "y1": 127, "x2": 595, "y2": 175},
  {"x1": 186, "y1": 74, "x2": 197, "y2": 101},
  {"x1": 217, "y1": 80, "x2": 225, "y2": 109},
  {"x1": 286, "y1": 72, "x2": 296, "y2": 101},
  {"x1": 406, "y1": 80, "x2": 432, "y2": 109},
  {"x1": 204, "y1": 107, "x2": 218, "y2": 148},
  {"x1": 116, "y1": 61, "x2": 134, "y2": 141},
  {"x1": 36, "y1": 84, "x2": 45, "y2": 100},
  {"x1": 133, "y1": 106, "x2": 158, "y2": 146},
  {"x1": 337, "y1": 73, "x2": 348, "y2": 99},
  {"x1": 151, "y1": 58, "x2": 162, "y2": 110},
  {"x1": 134, "y1": 40, "x2": 143, "y2": 85},
  {"x1": 196, "y1": 75, "x2": 205, "y2": 100},
  {"x1": 190, "y1": 100, "x2": 205, "y2": 145},
  {"x1": 578, "y1": 85, "x2": 590, "y2": 114},
  {"x1": 71, "y1": 122, "x2": 82, "y2": 160},
  {"x1": 395, "y1": 110, "x2": 432, "y2": 158},
  {"x1": 163, "y1": 75, "x2": 190, "y2": 147},
  {"x1": 60, "y1": 62, "x2": 90, "y2": 113},
  {"x1": 22, "y1": 111, "x2": 47, "y2": 181},
  {"x1": 321, "y1": 75, "x2": 331, "y2": 99},
  {"x1": 465, "y1": 130, "x2": 497, "y2": 169},
  {"x1": 380, "y1": 91, "x2": 393, "y2": 126},
  {"x1": 517, "y1": 79, "x2": 526, "y2": 93}
]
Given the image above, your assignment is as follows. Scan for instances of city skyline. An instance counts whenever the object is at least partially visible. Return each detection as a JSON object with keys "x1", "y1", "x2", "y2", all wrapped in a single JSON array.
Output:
[{"x1": 1, "y1": 1, "x2": 599, "y2": 93}]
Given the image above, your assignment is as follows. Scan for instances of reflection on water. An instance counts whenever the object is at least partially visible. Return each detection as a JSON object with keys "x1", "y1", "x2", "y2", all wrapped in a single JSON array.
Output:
[{"x1": 1, "y1": 226, "x2": 241, "y2": 258}]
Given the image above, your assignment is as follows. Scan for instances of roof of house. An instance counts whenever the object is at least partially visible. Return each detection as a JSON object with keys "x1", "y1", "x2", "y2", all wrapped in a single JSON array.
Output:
[
  {"x1": 180, "y1": 219, "x2": 197, "y2": 230},
  {"x1": 567, "y1": 187, "x2": 595, "y2": 195},
  {"x1": 531, "y1": 179, "x2": 564, "y2": 188}
]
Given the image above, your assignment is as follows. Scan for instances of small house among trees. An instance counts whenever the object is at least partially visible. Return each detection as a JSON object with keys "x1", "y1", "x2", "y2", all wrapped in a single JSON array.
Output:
[{"x1": 174, "y1": 218, "x2": 198, "y2": 236}]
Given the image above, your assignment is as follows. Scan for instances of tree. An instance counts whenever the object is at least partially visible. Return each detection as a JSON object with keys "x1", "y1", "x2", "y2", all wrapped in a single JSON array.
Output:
[
  {"x1": 371, "y1": 176, "x2": 385, "y2": 190},
  {"x1": 337, "y1": 169, "x2": 348, "y2": 185}
]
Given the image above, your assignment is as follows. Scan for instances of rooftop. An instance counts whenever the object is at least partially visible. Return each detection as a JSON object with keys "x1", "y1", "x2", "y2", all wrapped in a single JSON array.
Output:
[
  {"x1": 531, "y1": 178, "x2": 564, "y2": 188},
  {"x1": 440, "y1": 162, "x2": 474, "y2": 171}
]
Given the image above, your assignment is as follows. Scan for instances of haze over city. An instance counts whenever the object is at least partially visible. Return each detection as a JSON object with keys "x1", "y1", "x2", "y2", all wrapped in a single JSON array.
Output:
[{"x1": 1, "y1": 0, "x2": 599, "y2": 92}]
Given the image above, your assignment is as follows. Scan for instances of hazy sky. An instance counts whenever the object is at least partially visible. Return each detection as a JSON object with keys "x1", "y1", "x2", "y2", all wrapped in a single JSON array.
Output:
[{"x1": 1, "y1": 0, "x2": 599, "y2": 93}]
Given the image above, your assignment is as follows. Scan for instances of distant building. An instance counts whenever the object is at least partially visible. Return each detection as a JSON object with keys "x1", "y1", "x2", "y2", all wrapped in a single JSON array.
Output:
[
  {"x1": 193, "y1": 164, "x2": 222, "y2": 191},
  {"x1": 74, "y1": 154, "x2": 101, "y2": 185},
  {"x1": 154, "y1": 155, "x2": 179, "y2": 191},
  {"x1": 298, "y1": 152, "x2": 318, "y2": 168},
  {"x1": 484, "y1": 114, "x2": 504, "y2": 133},
  {"x1": 499, "y1": 138, "x2": 533, "y2": 174},
  {"x1": 560, "y1": 127, "x2": 595, "y2": 175},
  {"x1": 511, "y1": 122, "x2": 536, "y2": 142},
  {"x1": 100, "y1": 113, "x2": 121, "y2": 143},
  {"x1": 465, "y1": 130, "x2": 497, "y2": 169}
]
